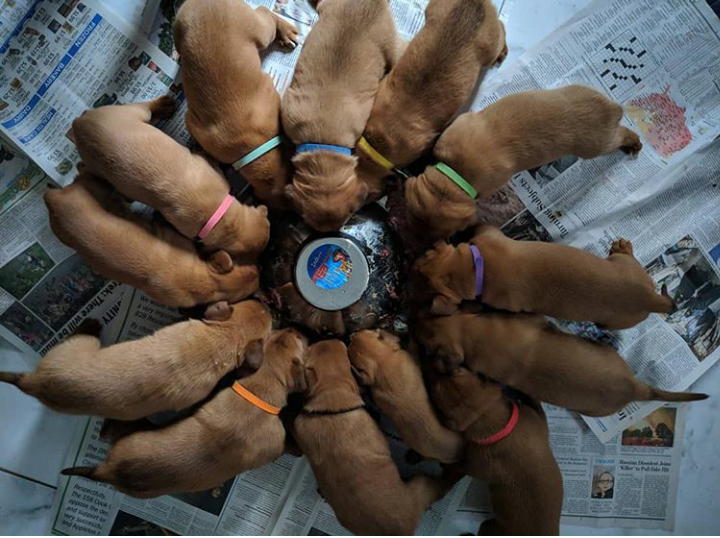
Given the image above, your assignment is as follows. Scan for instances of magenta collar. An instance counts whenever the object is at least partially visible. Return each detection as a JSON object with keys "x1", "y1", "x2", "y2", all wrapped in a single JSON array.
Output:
[
  {"x1": 469, "y1": 245, "x2": 484, "y2": 297},
  {"x1": 197, "y1": 194, "x2": 234, "y2": 240}
]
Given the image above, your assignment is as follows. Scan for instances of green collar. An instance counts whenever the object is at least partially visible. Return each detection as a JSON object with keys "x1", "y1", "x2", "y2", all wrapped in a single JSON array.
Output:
[{"x1": 434, "y1": 162, "x2": 477, "y2": 199}]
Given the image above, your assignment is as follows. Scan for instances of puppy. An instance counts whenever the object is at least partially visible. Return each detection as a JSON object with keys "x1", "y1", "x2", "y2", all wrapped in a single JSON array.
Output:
[
  {"x1": 281, "y1": 0, "x2": 398, "y2": 231},
  {"x1": 0, "y1": 301, "x2": 272, "y2": 420},
  {"x1": 175, "y1": 0, "x2": 298, "y2": 208},
  {"x1": 348, "y1": 330, "x2": 464, "y2": 463},
  {"x1": 405, "y1": 85, "x2": 643, "y2": 238},
  {"x1": 72, "y1": 97, "x2": 269, "y2": 261},
  {"x1": 293, "y1": 340, "x2": 450, "y2": 535},
  {"x1": 415, "y1": 228, "x2": 673, "y2": 329},
  {"x1": 275, "y1": 282, "x2": 346, "y2": 336},
  {"x1": 417, "y1": 311, "x2": 708, "y2": 417},
  {"x1": 357, "y1": 0, "x2": 506, "y2": 200},
  {"x1": 427, "y1": 367, "x2": 562, "y2": 535},
  {"x1": 62, "y1": 329, "x2": 308, "y2": 498},
  {"x1": 44, "y1": 172, "x2": 258, "y2": 308}
]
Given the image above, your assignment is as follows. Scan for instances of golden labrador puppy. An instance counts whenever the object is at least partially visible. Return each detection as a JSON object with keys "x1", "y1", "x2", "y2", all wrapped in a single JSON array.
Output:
[
  {"x1": 72, "y1": 97, "x2": 269, "y2": 261},
  {"x1": 357, "y1": 0, "x2": 506, "y2": 200},
  {"x1": 0, "y1": 301, "x2": 272, "y2": 420},
  {"x1": 44, "y1": 171, "x2": 258, "y2": 307},
  {"x1": 62, "y1": 329, "x2": 308, "y2": 498},
  {"x1": 348, "y1": 330, "x2": 464, "y2": 463},
  {"x1": 415, "y1": 227, "x2": 673, "y2": 329},
  {"x1": 293, "y1": 340, "x2": 450, "y2": 535},
  {"x1": 405, "y1": 86, "x2": 643, "y2": 238},
  {"x1": 428, "y1": 367, "x2": 562, "y2": 535},
  {"x1": 417, "y1": 311, "x2": 707, "y2": 416},
  {"x1": 282, "y1": 0, "x2": 398, "y2": 231},
  {"x1": 175, "y1": 0, "x2": 299, "y2": 208}
]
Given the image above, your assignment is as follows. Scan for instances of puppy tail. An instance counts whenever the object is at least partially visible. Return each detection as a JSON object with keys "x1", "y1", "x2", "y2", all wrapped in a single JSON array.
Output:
[
  {"x1": 655, "y1": 284, "x2": 676, "y2": 314},
  {"x1": 0, "y1": 372, "x2": 24, "y2": 387},
  {"x1": 61, "y1": 466, "x2": 99, "y2": 480},
  {"x1": 647, "y1": 387, "x2": 708, "y2": 403}
]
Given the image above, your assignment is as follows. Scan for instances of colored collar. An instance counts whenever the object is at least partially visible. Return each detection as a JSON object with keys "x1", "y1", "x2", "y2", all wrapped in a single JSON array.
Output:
[
  {"x1": 358, "y1": 136, "x2": 395, "y2": 170},
  {"x1": 301, "y1": 404, "x2": 364, "y2": 416},
  {"x1": 472, "y1": 402, "x2": 519, "y2": 446},
  {"x1": 197, "y1": 194, "x2": 234, "y2": 240},
  {"x1": 434, "y1": 162, "x2": 477, "y2": 199},
  {"x1": 232, "y1": 381, "x2": 281, "y2": 415},
  {"x1": 296, "y1": 143, "x2": 352, "y2": 156},
  {"x1": 232, "y1": 135, "x2": 283, "y2": 170},
  {"x1": 469, "y1": 245, "x2": 484, "y2": 297}
]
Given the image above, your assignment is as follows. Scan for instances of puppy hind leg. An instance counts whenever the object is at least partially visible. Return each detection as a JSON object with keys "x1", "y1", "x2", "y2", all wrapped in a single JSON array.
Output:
[
  {"x1": 608, "y1": 238, "x2": 634, "y2": 257},
  {"x1": 254, "y1": 7, "x2": 299, "y2": 50}
]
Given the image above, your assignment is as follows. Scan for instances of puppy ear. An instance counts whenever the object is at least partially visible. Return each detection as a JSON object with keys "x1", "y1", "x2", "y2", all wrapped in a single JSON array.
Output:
[
  {"x1": 291, "y1": 357, "x2": 307, "y2": 392},
  {"x1": 431, "y1": 295, "x2": 459, "y2": 316},
  {"x1": 433, "y1": 344, "x2": 464, "y2": 373},
  {"x1": 355, "y1": 181, "x2": 369, "y2": 206},
  {"x1": 209, "y1": 250, "x2": 233, "y2": 274},
  {"x1": 204, "y1": 301, "x2": 234, "y2": 321},
  {"x1": 284, "y1": 184, "x2": 297, "y2": 204},
  {"x1": 351, "y1": 365, "x2": 374, "y2": 386},
  {"x1": 243, "y1": 339, "x2": 265, "y2": 369}
]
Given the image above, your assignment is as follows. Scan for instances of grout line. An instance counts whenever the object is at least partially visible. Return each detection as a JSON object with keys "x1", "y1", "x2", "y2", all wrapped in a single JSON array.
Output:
[{"x1": 0, "y1": 467, "x2": 56, "y2": 490}]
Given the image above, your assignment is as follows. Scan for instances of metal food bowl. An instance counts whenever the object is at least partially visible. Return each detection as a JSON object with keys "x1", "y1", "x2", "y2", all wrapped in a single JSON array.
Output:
[{"x1": 261, "y1": 204, "x2": 409, "y2": 337}]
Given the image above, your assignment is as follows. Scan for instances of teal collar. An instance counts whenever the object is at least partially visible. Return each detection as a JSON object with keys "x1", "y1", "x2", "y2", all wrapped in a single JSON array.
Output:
[{"x1": 232, "y1": 135, "x2": 284, "y2": 170}]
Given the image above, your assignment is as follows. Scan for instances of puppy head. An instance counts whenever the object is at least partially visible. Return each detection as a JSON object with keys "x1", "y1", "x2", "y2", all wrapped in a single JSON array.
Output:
[
  {"x1": 225, "y1": 204, "x2": 270, "y2": 262},
  {"x1": 415, "y1": 315, "x2": 465, "y2": 373},
  {"x1": 303, "y1": 340, "x2": 359, "y2": 399},
  {"x1": 262, "y1": 328, "x2": 310, "y2": 393},
  {"x1": 209, "y1": 257, "x2": 260, "y2": 304},
  {"x1": 287, "y1": 152, "x2": 368, "y2": 232},
  {"x1": 404, "y1": 171, "x2": 478, "y2": 241},
  {"x1": 413, "y1": 242, "x2": 466, "y2": 315},
  {"x1": 427, "y1": 367, "x2": 490, "y2": 433},
  {"x1": 347, "y1": 329, "x2": 400, "y2": 386}
]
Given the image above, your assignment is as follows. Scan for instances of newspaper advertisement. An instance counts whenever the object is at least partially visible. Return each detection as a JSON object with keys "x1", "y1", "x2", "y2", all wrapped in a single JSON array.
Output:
[{"x1": 445, "y1": 404, "x2": 688, "y2": 532}]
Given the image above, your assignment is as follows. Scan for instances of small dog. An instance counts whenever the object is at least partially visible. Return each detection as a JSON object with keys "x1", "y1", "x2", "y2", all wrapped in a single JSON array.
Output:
[
  {"x1": 72, "y1": 97, "x2": 269, "y2": 261},
  {"x1": 357, "y1": 0, "x2": 506, "y2": 200},
  {"x1": 415, "y1": 228, "x2": 673, "y2": 329},
  {"x1": 281, "y1": 0, "x2": 398, "y2": 231},
  {"x1": 405, "y1": 85, "x2": 643, "y2": 238},
  {"x1": 417, "y1": 310, "x2": 708, "y2": 416},
  {"x1": 293, "y1": 340, "x2": 450, "y2": 535},
  {"x1": 175, "y1": 0, "x2": 298, "y2": 208},
  {"x1": 0, "y1": 301, "x2": 272, "y2": 420},
  {"x1": 44, "y1": 172, "x2": 258, "y2": 307},
  {"x1": 427, "y1": 366, "x2": 563, "y2": 535},
  {"x1": 61, "y1": 329, "x2": 308, "y2": 498},
  {"x1": 348, "y1": 330, "x2": 464, "y2": 463}
]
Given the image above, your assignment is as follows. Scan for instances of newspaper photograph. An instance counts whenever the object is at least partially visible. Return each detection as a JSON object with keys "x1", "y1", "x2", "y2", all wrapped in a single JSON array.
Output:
[{"x1": 445, "y1": 404, "x2": 688, "y2": 532}]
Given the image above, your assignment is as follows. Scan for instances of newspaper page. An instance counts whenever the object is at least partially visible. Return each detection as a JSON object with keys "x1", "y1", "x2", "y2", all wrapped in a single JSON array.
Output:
[
  {"x1": 0, "y1": 0, "x2": 182, "y2": 185},
  {"x1": 444, "y1": 404, "x2": 687, "y2": 532}
]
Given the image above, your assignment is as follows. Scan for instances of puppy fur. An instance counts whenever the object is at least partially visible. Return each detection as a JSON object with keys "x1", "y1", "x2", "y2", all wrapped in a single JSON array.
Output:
[
  {"x1": 405, "y1": 85, "x2": 643, "y2": 238},
  {"x1": 415, "y1": 228, "x2": 674, "y2": 329},
  {"x1": 282, "y1": 0, "x2": 398, "y2": 231},
  {"x1": 61, "y1": 329, "x2": 308, "y2": 498},
  {"x1": 417, "y1": 311, "x2": 708, "y2": 417},
  {"x1": 44, "y1": 172, "x2": 259, "y2": 307},
  {"x1": 293, "y1": 340, "x2": 449, "y2": 535},
  {"x1": 0, "y1": 301, "x2": 272, "y2": 420},
  {"x1": 357, "y1": 0, "x2": 506, "y2": 199},
  {"x1": 72, "y1": 97, "x2": 269, "y2": 261},
  {"x1": 348, "y1": 330, "x2": 464, "y2": 463},
  {"x1": 427, "y1": 367, "x2": 562, "y2": 535},
  {"x1": 175, "y1": 0, "x2": 298, "y2": 208}
]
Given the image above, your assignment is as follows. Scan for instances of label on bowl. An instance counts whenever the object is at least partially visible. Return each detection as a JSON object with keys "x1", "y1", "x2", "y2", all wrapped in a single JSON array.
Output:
[{"x1": 307, "y1": 244, "x2": 353, "y2": 290}]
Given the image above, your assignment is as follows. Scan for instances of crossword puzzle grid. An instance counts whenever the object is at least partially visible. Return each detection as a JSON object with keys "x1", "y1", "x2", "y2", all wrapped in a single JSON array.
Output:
[{"x1": 590, "y1": 34, "x2": 658, "y2": 99}]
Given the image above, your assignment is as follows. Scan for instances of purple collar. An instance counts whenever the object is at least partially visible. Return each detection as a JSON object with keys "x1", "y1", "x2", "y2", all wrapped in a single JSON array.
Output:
[{"x1": 469, "y1": 245, "x2": 484, "y2": 297}]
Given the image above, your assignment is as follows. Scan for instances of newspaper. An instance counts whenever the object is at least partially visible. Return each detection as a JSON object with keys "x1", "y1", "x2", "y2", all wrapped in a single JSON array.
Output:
[
  {"x1": 474, "y1": 0, "x2": 720, "y2": 443},
  {"x1": 444, "y1": 404, "x2": 688, "y2": 532}
]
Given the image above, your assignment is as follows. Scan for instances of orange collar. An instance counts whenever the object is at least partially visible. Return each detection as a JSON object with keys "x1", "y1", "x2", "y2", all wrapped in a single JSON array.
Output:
[{"x1": 232, "y1": 381, "x2": 281, "y2": 415}]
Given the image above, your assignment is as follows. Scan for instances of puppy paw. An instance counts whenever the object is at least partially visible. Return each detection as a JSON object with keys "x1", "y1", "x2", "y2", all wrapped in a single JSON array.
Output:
[
  {"x1": 620, "y1": 133, "x2": 643, "y2": 156},
  {"x1": 610, "y1": 238, "x2": 634, "y2": 256},
  {"x1": 276, "y1": 18, "x2": 300, "y2": 49},
  {"x1": 74, "y1": 318, "x2": 102, "y2": 337},
  {"x1": 496, "y1": 42, "x2": 508, "y2": 65},
  {"x1": 149, "y1": 95, "x2": 177, "y2": 120}
]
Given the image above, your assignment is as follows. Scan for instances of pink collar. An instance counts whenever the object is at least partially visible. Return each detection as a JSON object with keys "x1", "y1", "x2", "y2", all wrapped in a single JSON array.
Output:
[
  {"x1": 197, "y1": 194, "x2": 234, "y2": 240},
  {"x1": 472, "y1": 402, "x2": 519, "y2": 446}
]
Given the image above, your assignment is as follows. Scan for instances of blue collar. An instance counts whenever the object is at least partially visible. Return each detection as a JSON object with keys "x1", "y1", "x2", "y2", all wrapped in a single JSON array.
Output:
[{"x1": 296, "y1": 143, "x2": 352, "y2": 156}]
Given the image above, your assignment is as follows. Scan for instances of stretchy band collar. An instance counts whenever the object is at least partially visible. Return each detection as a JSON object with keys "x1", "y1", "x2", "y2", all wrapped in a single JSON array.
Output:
[
  {"x1": 469, "y1": 245, "x2": 485, "y2": 297},
  {"x1": 434, "y1": 162, "x2": 477, "y2": 199},
  {"x1": 473, "y1": 402, "x2": 519, "y2": 446},
  {"x1": 232, "y1": 381, "x2": 281, "y2": 415},
  {"x1": 301, "y1": 404, "x2": 364, "y2": 416},
  {"x1": 232, "y1": 135, "x2": 283, "y2": 170},
  {"x1": 358, "y1": 136, "x2": 395, "y2": 170},
  {"x1": 296, "y1": 143, "x2": 352, "y2": 156},
  {"x1": 197, "y1": 194, "x2": 234, "y2": 240}
]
